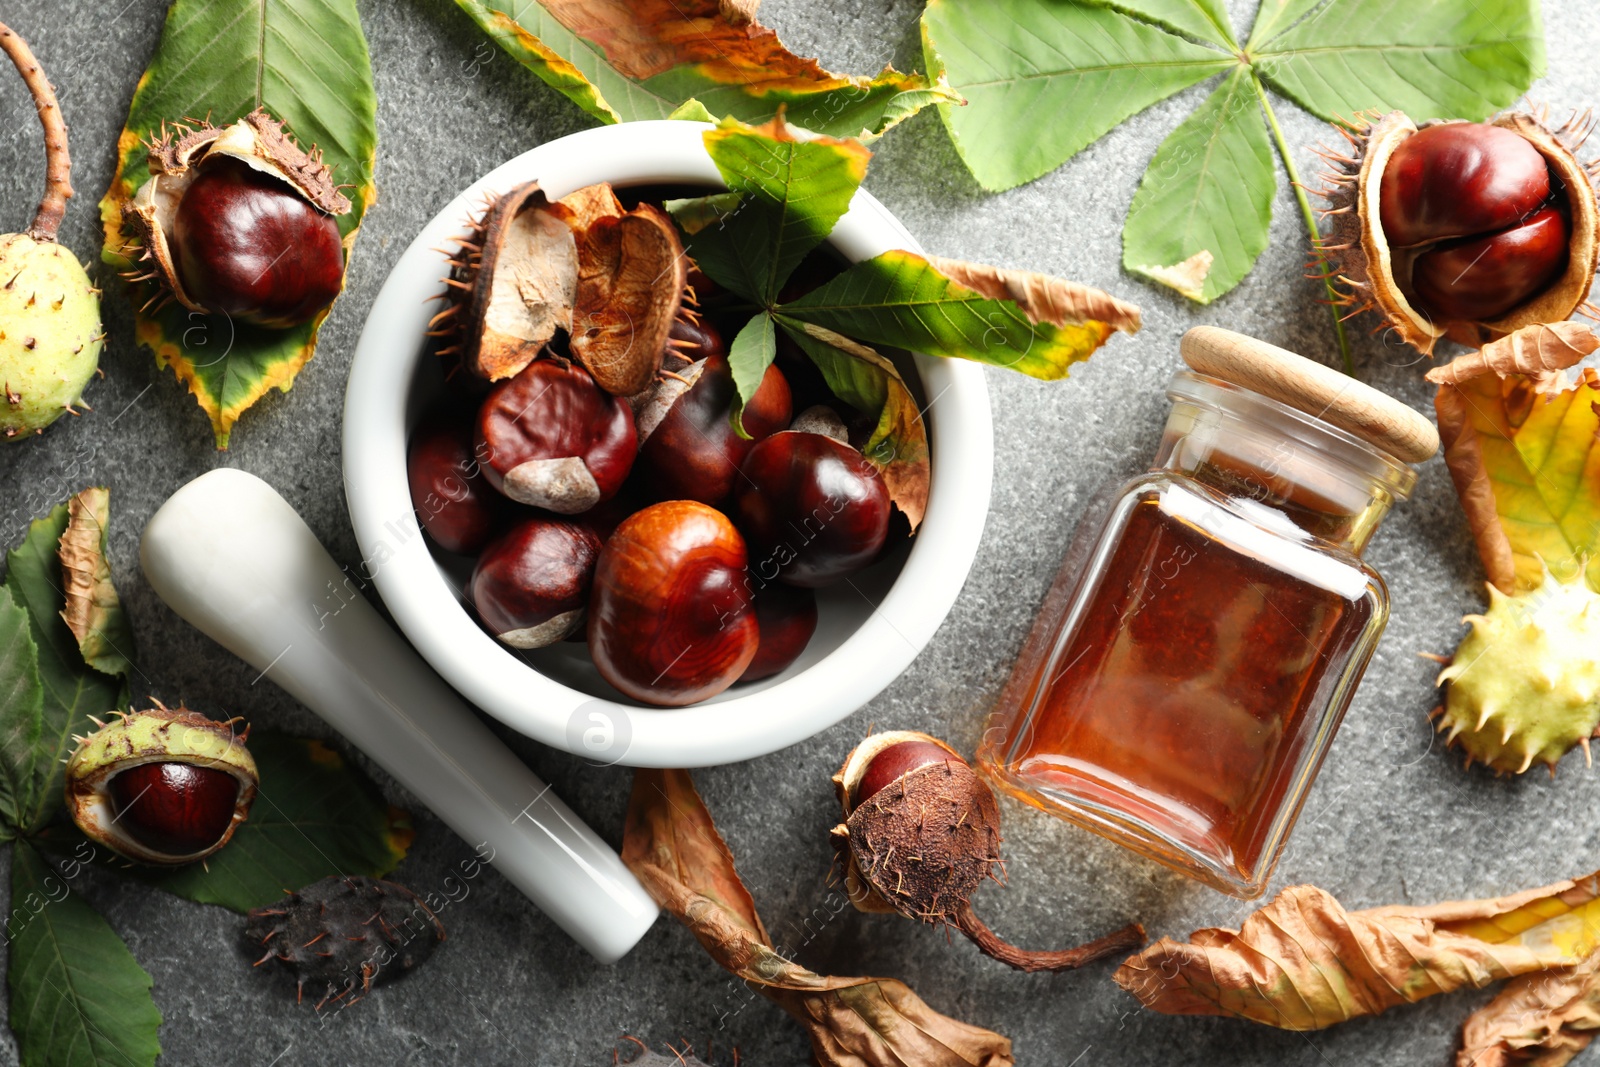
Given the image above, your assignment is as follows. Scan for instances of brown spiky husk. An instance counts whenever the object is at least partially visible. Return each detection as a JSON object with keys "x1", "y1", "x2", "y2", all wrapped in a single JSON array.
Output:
[
  {"x1": 243, "y1": 876, "x2": 444, "y2": 1010},
  {"x1": 1314, "y1": 107, "x2": 1600, "y2": 356},
  {"x1": 123, "y1": 108, "x2": 349, "y2": 316},
  {"x1": 830, "y1": 731, "x2": 1145, "y2": 973}
]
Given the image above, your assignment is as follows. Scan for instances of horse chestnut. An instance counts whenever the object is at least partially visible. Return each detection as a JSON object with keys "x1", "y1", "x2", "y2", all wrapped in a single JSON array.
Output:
[
  {"x1": 472, "y1": 517, "x2": 601, "y2": 648},
  {"x1": 407, "y1": 416, "x2": 500, "y2": 555},
  {"x1": 476, "y1": 359, "x2": 637, "y2": 513},
  {"x1": 588, "y1": 501, "x2": 758, "y2": 706},
  {"x1": 634, "y1": 354, "x2": 792, "y2": 504},
  {"x1": 1410, "y1": 206, "x2": 1570, "y2": 321},
  {"x1": 740, "y1": 582, "x2": 818, "y2": 683},
  {"x1": 733, "y1": 431, "x2": 890, "y2": 587},
  {"x1": 124, "y1": 110, "x2": 352, "y2": 330},
  {"x1": 850, "y1": 739, "x2": 958, "y2": 805},
  {"x1": 65, "y1": 701, "x2": 258, "y2": 865},
  {"x1": 170, "y1": 157, "x2": 345, "y2": 328},
  {"x1": 1378, "y1": 123, "x2": 1552, "y2": 248}
]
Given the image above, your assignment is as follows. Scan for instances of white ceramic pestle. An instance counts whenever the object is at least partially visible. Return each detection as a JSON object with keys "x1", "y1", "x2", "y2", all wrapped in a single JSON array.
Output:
[{"x1": 139, "y1": 468, "x2": 658, "y2": 964}]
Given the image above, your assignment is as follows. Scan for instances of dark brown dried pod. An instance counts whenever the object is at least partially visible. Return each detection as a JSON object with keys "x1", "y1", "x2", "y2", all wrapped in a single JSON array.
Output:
[
  {"x1": 569, "y1": 202, "x2": 687, "y2": 397},
  {"x1": 436, "y1": 179, "x2": 577, "y2": 381},
  {"x1": 1314, "y1": 108, "x2": 1600, "y2": 355},
  {"x1": 830, "y1": 731, "x2": 1144, "y2": 973},
  {"x1": 243, "y1": 875, "x2": 444, "y2": 1010}
]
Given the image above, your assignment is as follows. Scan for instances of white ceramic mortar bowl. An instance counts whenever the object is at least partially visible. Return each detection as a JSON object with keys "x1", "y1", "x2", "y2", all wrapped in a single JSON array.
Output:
[{"x1": 343, "y1": 121, "x2": 992, "y2": 767}]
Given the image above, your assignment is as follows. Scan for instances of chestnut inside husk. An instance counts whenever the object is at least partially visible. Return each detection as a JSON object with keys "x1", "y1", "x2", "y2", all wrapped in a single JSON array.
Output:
[{"x1": 65, "y1": 700, "x2": 257, "y2": 865}]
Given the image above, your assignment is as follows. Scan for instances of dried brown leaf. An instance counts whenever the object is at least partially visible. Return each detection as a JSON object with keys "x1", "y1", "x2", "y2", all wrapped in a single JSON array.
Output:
[
  {"x1": 570, "y1": 204, "x2": 686, "y2": 396},
  {"x1": 924, "y1": 255, "x2": 1143, "y2": 336},
  {"x1": 1115, "y1": 874, "x2": 1600, "y2": 1031},
  {"x1": 1426, "y1": 322, "x2": 1599, "y2": 392},
  {"x1": 57, "y1": 487, "x2": 132, "y2": 678},
  {"x1": 1457, "y1": 950, "x2": 1600, "y2": 1067},
  {"x1": 622, "y1": 768, "x2": 1014, "y2": 1067}
]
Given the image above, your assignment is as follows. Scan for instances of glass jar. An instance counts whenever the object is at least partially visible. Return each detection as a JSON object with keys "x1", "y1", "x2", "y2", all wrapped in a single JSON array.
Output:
[{"x1": 978, "y1": 327, "x2": 1437, "y2": 898}]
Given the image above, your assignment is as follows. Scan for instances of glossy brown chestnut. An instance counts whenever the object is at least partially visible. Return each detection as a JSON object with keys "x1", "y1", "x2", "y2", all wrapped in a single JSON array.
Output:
[
  {"x1": 588, "y1": 501, "x2": 758, "y2": 706},
  {"x1": 1378, "y1": 123, "x2": 1552, "y2": 248},
  {"x1": 666, "y1": 314, "x2": 727, "y2": 363},
  {"x1": 170, "y1": 156, "x2": 345, "y2": 328},
  {"x1": 407, "y1": 418, "x2": 500, "y2": 555},
  {"x1": 635, "y1": 355, "x2": 792, "y2": 504},
  {"x1": 108, "y1": 762, "x2": 241, "y2": 857},
  {"x1": 472, "y1": 518, "x2": 602, "y2": 648},
  {"x1": 740, "y1": 582, "x2": 818, "y2": 682},
  {"x1": 476, "y1": 359, "x2": 637, "y2": 513},
  {"x1": 733, "y1": 431, "x2": 890, "y2": 588},
  {"x1": 1411, "y1": 206, "x2": 1570, "y2": 321},
  {"x1": 851, "y1": 739, "x2": 960, "y2": 806}
]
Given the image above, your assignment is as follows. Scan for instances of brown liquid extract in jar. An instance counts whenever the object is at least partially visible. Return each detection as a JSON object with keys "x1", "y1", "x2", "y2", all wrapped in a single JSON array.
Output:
[{"x1": 979, "y1": 327, "x2": 1439, "y2": 898}]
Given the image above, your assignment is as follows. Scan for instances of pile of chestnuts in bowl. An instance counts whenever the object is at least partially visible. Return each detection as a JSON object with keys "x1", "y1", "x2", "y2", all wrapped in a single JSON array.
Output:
[{"x1": 404, "y1": 178, "x2": 926, "y2": 710}]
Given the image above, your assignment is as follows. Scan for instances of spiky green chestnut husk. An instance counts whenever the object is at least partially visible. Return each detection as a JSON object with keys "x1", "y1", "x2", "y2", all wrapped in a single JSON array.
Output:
[
  {"x1": 65, "y1": 700, "x2": 257, "y2": 864},
  {"x1": 0, "y1": 233, "x2": 101, "y2": 440},
  {"x1": 1434, "y1": 572, "x2": 1600, "y2": 774}
]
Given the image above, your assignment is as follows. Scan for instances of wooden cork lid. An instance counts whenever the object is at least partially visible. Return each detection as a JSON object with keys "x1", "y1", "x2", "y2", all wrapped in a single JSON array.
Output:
[{"x1": 1179, "y1": 326, "x2": 1439, "y2": 464}]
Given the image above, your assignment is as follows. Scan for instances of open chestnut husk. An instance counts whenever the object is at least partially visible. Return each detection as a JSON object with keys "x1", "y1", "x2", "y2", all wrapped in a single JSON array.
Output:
[
  {"x1": 588, "y1": 501, "x2": 758, "y2": 706},
  {"x1": 124, "y1": 109, "x2": 349, "y2": 328},
  {"x1": 65, "y1": 700, "x2": 257, "y2": 865},
  {"x1": 1316, "y1": 109, "x2": 1600, "y2": 354},
  {"x1": 633, "y1": 352, "x2": 792, "y2": 505},
  {"x1": 471, "y1": 516, "x2": 601, "y2": 648},
  {"x1": 475, "y1": 358, "x2": 637, "y2": 513},
  {"x1": 831, "y1": 731, "x2": 1144, "y2": 973}
]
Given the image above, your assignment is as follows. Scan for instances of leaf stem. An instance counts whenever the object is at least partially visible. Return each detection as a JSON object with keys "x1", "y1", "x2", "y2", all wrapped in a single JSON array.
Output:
[{"x1": 1251, "y1": 72, "x2": 1352, "y2": 375}]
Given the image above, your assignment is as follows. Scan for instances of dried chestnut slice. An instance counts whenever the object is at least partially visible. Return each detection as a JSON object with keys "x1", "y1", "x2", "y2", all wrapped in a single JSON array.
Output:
[
  {"x1": 588, "y1": 501, "x2": 758, "y2": 706},
  {"x1": 472, "y1": 517, "x2": 601, "y2": 648},
  {"x1": 831, "y1": 731, "x2": 1145, "y2": 973},
  {"x1": 733, "y1": 431, "x2": 890, "y2": 588},
  {"x1": 1411, "y1": 206, "x2": 1570, "y2": 321},
  {"x1": 740, "y1": 582, "x2": 818, "y2": 683},
  {"x1": 1315, "y1": 110, "x2": 1600, "y2": 353},
  {"x1": 475, "y1": 359, "x2": 637, "y2": 513},
  {"x1": 435, "y1": 180, "x2": 577, "y2": 381},
  {"x1": 124, "y1": 109, "x2": 351, "y2": 328},
  {"x1": 407, "y1": 416, "x2": 501, "y2": 555},
  {"x1": 65, "y1": 700, "x2": 258, "y2": 865},
  {"x1": 634, "y1": 353, "x2": 793, "y2": 505}
]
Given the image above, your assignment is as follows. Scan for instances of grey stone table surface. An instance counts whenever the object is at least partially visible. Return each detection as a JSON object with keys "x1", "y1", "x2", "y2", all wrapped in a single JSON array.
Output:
[{"x1": 0, "y1": 1, "x2": 1593, "y2": 1064}]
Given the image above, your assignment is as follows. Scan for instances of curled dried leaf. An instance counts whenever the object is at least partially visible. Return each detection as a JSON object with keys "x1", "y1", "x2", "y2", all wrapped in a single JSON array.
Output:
[
  {"x1": 444, "y1": 181, "x2": 578, "y2": 381},
  {"x1": 1425, "y1": 322, "x2": 1599, "y2": 392},
  {"x1": 57, "y1": 487, "x2": 132, "y2": 678},
  {"x1": 924, "y1": 256, "x2": 1144, "y2": 336},
  {"x1": 1429, "y1": 323, "x2": 1600, "y2": 594},
  {"x1": 1458, "y1": 950, "x2": 1600, "y2": 1067},
  {"x1": 622, "y1": 767, "x2": 1014, "y2": 1067},
  {"x1": 571, "y1": 204, "x2": 686, "y2": 396},
  {"x1": 1115, "y1": 873, "x2": 1600, "y2": 1031}
]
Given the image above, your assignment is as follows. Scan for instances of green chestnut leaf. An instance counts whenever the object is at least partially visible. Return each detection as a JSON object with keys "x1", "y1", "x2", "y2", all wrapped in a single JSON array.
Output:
[
  {"x1": 8, "y1": 840, "x2": 162, "y2": 1067},
  {"x1": 130, "y1": 733, "x2": 412, "y2": 913},
  {"x1": 4, "y1": 499, "x2": 128, "y2": 836},
  {"x1": 0, "y1": 585, "x2": 42, "y2": 839}
]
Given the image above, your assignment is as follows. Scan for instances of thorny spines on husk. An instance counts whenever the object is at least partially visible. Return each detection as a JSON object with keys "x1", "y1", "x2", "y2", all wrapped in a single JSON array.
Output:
[
  {"x1": 243, "y1": 875, "x2": 444, "y2": 1011},
  {"x1": 1311, "y1": 106, "x2": 1600, "y2": 356},
  {"x1": 1432, "y1": 569, "x2": 1600, "y2": 776}
]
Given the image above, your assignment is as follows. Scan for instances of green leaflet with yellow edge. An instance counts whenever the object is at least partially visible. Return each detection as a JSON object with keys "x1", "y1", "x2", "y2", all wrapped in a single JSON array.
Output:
[
  {"x1": 454, "y1": 0, "x2": 956, "y2": 139},
  {"x1": 1431, "y1": 327, "x2": 1600, "y2": 595},
  {"x1": 99, "y1": 0, "x2": 377, "y2": 448}
]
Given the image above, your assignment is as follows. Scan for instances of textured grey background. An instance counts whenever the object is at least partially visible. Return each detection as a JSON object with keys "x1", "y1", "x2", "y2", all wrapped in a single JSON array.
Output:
[{"x1": 0, "y1": 0, "x2": 1592, "y2": 1064}]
